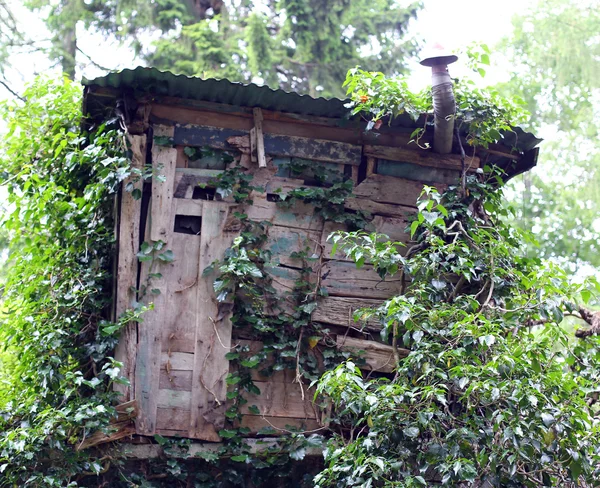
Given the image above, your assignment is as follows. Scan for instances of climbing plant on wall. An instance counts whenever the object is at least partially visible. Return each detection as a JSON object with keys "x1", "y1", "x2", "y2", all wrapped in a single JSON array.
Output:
[{"x1": 0, "y1": 77, "x2": 136, "y2": 485}]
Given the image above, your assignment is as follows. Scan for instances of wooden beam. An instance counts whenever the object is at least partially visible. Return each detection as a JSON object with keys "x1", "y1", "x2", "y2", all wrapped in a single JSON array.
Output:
[
  {"x1": 114, "y1": 134, "x2": 145, "y2": 401},
  {"x1": 189, "y1": 204, "x2": 237, "y2": 440},
  {"x1": 150, "y1": 126, "x2": 177, "y2": 243},
  {"x1": 253, "y1": 108, "x2": 267, "y2": 168},
  {"x1": 76, "y1": 400, "x2": 138, "y2": 451},
  {"x1": 312, "y1": 297, "x2": 385, "y2": 330},
  {"x1": 172, "y1": 124, "x2": 362, "y2": 165},
  {"x1": 353, "y1": 174, "x2": 447, "y2": 208},
  {"x1": 321, "y1": 261, "x2": 403, "y2": 299},
  {"x1": 336, "y1": 336, "x2": 409, "y2": 373},
  {"x1": 364, "y1": 145, "x2": 480, "y2": 170},
  {"x1": 118, "y1": 438, "x2": 322, "y2": 459}
]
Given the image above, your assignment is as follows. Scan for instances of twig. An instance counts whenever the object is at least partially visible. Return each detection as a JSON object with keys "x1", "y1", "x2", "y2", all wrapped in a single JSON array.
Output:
[
  {"x1": 294, "y1": 328, "x2": 305, "y2": 401},
  {"x1": 0, "y1": 79, "x2": 25, "y2": 102},
  {"x1": 455, "y1": 125, "x2": 467, "y2": 196},
  {"x1": 448, "y1": 275, "x2": 466, "y2": 303},
  {"x1": 76, "y1": 46, "x2": 116, "y2": 73}
]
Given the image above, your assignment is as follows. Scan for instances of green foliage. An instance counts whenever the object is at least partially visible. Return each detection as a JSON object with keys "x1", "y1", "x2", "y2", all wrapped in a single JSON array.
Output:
[
  {"x1": 0, "y1": 77, "x2": 133, "y2": 485},
  {"x1": 315, "y1": 171, "x2": 600, "y2": 486},
  {"x1": 344, "y1": 67, "x2": 529, "y2": 148},
  {"x1": 26, "y1": 0, "x2": 422, "y2": 97},
  {"x1": 499, "y1": 0, "x2": 600, "y2": 271}
]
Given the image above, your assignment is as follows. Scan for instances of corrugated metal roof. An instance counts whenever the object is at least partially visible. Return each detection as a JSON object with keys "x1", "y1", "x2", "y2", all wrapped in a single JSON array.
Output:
[
  {"x1": 83, "y1": 67, "x2": 542, "y2": 156},
  {"x1": 83, "y1": 67, "x2": 353, "y2": 119}
]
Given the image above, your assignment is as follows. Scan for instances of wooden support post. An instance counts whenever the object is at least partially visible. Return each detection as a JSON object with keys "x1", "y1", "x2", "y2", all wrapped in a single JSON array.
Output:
[
  {"x1": 252, "y1": 108, "x2": 267, "y2": 168},
  {"x1": 189, "y1": 203, "x2": 237, "y2": 440},
  {"x1": 114, "y1": 134, "x2": 146, "y2": 401},
  {"x1": 150, "y1": 126, "x2": 177, "y2": 243},
  {"x1": 366, "y1": 156, "x2": 377, "y2": 177},
  {"x1": 135, "y1": 139, "x2": 177, "y2": 435}
]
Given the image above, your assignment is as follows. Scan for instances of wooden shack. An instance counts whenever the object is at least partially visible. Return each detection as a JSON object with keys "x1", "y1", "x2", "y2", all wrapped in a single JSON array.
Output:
[{"x1": 82, "y1": 68, "x2": 541, "y2": 445}]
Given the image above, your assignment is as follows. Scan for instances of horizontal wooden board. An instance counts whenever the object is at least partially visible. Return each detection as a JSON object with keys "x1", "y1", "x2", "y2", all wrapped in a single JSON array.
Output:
[
  {"x1": 173, "y1": 168, "x2": 224, "y2": 198},
  {"x1": 321, "y1": 261, "x2": 403, "y2": 299},
  {"x1": 239, "y1": 415, "x2": 322, "y2": 434},
  {"x1": 161, "y1": 352, "x2": 194, "y2": 370},
  {"x1": 267, "y1": 225, "x2": 321, "y2": 269},
  {"x1": 245, "y1": 195, "x2": 324, "y2": 232},
  {"x1": 173, "y1": 124, "x2": 361, "y2": 164},
  {"x1": 175, "y1": 198, "x2": 204, "y2": 216},
  {"x1": 353, "y1": 174, "x2": 447, "y2": 208},
  {"x1": 364, "y1": 145, "x2": 480, "y2": 170},
  {"x1": 160, "y1": 370, "x2": 193, "y2": 392},
  {"x1": 345, "y1": 197, "x2": 417, "y2": 220},
  {"x1": 175, "y1": 124, "x2": 246, "y2": 149},
  {"x1": 238, "y1": 381, "x2": 317, "y2": 419},
  {"x1": 377, "y1": 159, "x2": 462, "y2": 186},
  {"x1": 156, "y1": 407, "x2": 190, "y2": 432},
  {"x1": 336, "y1": 336, "x2": 409, "y2": 373},
  {"x1": 322, "y1": 215, "x2": 411, "y2": 262},
  {"x1": 149, "y1": 99, "x2": 428, "y2": 150},
  {"x1": 264, "y1": 133, "x2": 361, "y2": 165},
  {"x1": 312, "y1": 297, "x2": 384, "y2": 330},
  {"x1": 157, "y1": 388, "x2": 191, "y2": 409}
]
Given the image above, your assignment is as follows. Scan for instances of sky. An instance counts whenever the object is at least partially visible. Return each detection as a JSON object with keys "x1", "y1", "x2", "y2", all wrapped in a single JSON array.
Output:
[{"x1": 0, "y1": 0, "x2": 534, "y2": 99}]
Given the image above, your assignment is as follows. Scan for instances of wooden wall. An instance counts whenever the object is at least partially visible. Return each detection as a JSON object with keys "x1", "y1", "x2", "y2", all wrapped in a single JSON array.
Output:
[{"x1": 115, "y1": 103, "x2": 473, "y2": 441}]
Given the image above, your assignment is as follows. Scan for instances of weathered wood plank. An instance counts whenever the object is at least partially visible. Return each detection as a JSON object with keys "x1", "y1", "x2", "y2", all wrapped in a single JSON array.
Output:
[
  {"x1": 189, "y1": 203, "x2": 238, "y2": 440},
  {"x1": 156, "y1": 408, "x2": 190, "y2": 432},
  {"x1": 364, "y1": 145, "x2": 480, "y2": 170},
  {"x1": 312, "y1": 297, "x2": 384, "y2": 330},
  {"x1": 239, "y1": 415, "x2": 321, "y2": 434},
  {"x1": 345, "y1": 197, "x2": 416, "y2": 220},
  {"x1": 321, "y1": 261, "x2": 404, "y2": 299},
  {"x1": 173, "y1": 168, "x2": 223, "y2": 199},
  {"x1": 150, "y1": 129, "x2": 178, "y2": 242},
  {"x1": 175, "y1": 198, "x2": 203, "y2": 217},
  {"x1": 321, "y1": 215, "x2": 411, "y2": 261},
  {"x1": 267, "y1": 225, "x2": 321, "y2": 269},
  {"x1": 229, "y1": 340, "x2": 296, "y2": 383},
  {"x1": 377, "y1": 159, "x2": 462, "y2": 185},
  {"x1": 264, "y1": 133, "x2": 361, "y2": 165},
  {"x1": 172, "y1": 123, "x2": 361, "y2": 164},
  {"x1": 353, "y1": 174, "x2": 447, "y2": 208},
  {"x1": 76, "y1": 400, "x2": 139, "y2": 451},
  {"x1": 118, "y1": 437, "x2": 322, "y2": 459},
  {"x1": 253, "y1": 108, "x2": 267, "y2": 168},
  {"x1": 160, "y1": 370, "x2": 193, "y2": 392},
  {"x1": 336, "y1": 336, "x2": 409, "y2": 373},
  {"x1": 157, "y1": 389, "x2": 192, "y2": 409},
  {"x1": 135, "y1": 205, "x2": 170, "y2": 435},
  {"x1": 150, "y1": 99, "x2": 419, "y2": 149},
  {"x1": 77, "y1": 421, "x2": 137, "y2": 451},
  {"x1": 114, "y1": 134, "x2": 145, "y2": 401},
  {"x1": 161, "y1": 351, "x2": 194, "y2": 371},
  {"x1": 160, "y1": 232, "x2": 202, "y2": 352},
  {"x1": 175, "y1": 124, "x2": 247, "y2": 149},
  {"x1": 245, "y1": 195, "x2": 324, "y2": 232},
  {"x1": 238, "y1": 381, "x2": 317, "y2": 419}
]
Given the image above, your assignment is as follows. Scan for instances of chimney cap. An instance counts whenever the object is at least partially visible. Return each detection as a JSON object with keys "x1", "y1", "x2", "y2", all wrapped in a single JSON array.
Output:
[{"x1": 420, "y1": 43, "x2": 458, "y2": 67}]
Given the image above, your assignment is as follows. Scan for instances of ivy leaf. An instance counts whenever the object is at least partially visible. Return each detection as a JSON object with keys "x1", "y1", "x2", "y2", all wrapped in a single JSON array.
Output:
[{"x1": 289, "y1": 447, "x2": 306, "y2": 461}]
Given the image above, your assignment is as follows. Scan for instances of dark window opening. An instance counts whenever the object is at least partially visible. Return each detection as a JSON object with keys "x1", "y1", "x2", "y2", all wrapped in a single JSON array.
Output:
[
  {"x1": 174, "y1": 215, "x2": 202, "y2": 235},
  {"x1": 192, "y1": 186, "x2": 217, "y2": 200}
]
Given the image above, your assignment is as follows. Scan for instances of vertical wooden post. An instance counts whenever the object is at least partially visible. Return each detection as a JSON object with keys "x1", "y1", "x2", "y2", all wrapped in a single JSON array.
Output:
[
  {"x1": 253, "y1": 108, "x2": 267, "y2": 168},
  {"x1": 150, "y1": 126, "x2": 177, "y2": 243},
  {"x1": 114, "y1": 134, "x2": 146, "y2": 401},
  {"x1": 135, "y1": 139, "x2": 177, "y2": 435},
  {"x1": 189, "y1": 204, "x2": 236, "y2": 440}
]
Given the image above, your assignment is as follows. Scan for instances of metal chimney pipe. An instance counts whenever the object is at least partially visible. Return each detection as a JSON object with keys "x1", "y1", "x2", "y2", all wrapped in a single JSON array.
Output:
[{"x1": 420, "y1": 46, "x2": 458, "y2": 154}]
